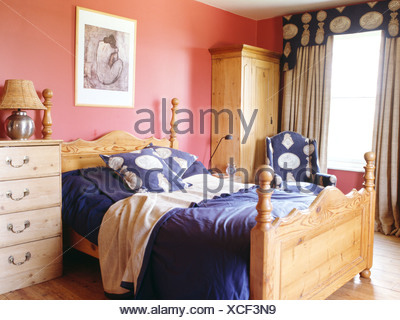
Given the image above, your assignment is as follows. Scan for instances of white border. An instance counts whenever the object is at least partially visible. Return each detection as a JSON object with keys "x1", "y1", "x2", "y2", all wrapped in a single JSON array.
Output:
[
  {"x1": 75, "y1": 7, "x2": 136, "y2": 108},
  {"x1": 1, "y1": 300, "x2": 398, "y2": 320}
]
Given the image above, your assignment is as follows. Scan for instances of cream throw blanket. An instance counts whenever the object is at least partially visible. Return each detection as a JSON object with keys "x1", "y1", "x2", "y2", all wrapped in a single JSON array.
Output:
[{"x1": 98, "y1": 174, "x2": 250, "y2": 295}]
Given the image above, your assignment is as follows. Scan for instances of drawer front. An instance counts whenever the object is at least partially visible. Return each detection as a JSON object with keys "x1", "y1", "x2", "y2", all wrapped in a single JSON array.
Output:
[
  {"x1": 0, "y1": 145, "x2": 60, "y2": 181},
  {"x1": 0, "y1": 176, "x2": 60, "y2": 214},
  {"x1": 0, "y1": 207, "x2": 61, "y2": 248},
  {"x1": 0, "y1": 262, "x2": 62, "y2": 295},
  {"x1": 0, "y1": 237, "x2": 62, "y2": 294}
]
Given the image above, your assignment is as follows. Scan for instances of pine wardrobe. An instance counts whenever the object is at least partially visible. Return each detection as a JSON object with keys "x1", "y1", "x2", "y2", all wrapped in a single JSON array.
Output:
[{"x1": 209, "y1": 44, "x2": 281, "y2": 182}]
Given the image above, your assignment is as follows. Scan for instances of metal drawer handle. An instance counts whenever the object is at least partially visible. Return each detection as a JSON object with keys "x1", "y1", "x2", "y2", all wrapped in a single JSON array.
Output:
[
  {"x1": 5, "y1": 156, "x2": 29, "y2": 168},
  {"x1": 7, "y1": 220, "x2": 30, "y2": 233},
  {"x1": 6, "y1": 189, "x2": 30, "y2": 201},
  {"x1": 8, "y1": 252, "x2": 31, "y2": 266}
]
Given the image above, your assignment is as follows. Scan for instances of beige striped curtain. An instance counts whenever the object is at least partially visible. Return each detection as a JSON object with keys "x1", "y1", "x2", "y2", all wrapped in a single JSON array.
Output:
[
  {"x1": 281, "y1": 37, "x2": 333, "y2": 173},
  {"x1": 373, "y1": 36, "x2": 400, "y2": 237}
]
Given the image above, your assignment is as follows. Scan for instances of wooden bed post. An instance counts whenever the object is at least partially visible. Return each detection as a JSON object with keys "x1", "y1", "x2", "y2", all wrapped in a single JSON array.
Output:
[
  {"x1": 170, "y1": 98, "x2": 179, "y2": 149},
  {"x1": 363, "y1": 151, "x2": 376, "y2": 192},
  {"x1": 360, "y1": 151, "x2": 376, "y2": 279},
  {"x1": 250, "y1": 165, "x2": 274, "y2": 300},
  {"x1": 42, "y1": 88, "x2": 53, "y2": 140}
]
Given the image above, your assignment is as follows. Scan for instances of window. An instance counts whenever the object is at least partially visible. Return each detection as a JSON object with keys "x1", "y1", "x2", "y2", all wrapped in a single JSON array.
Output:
[{"x1": 327, "y1": 31, "x2": 382, "y2": 171}]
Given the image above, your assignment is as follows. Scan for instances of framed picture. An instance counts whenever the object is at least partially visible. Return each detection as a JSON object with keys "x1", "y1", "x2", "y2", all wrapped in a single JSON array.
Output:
[{"x1": 75, "y1": 7, "x2": 136, "y2": 108}]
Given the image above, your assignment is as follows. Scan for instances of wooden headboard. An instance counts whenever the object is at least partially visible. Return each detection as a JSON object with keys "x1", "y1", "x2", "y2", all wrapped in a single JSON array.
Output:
[{"x1": 61, "y1": 98, "x2": 180, "y2": 172}]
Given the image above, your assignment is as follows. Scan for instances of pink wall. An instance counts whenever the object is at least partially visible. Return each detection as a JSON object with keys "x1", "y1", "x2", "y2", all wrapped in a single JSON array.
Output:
[
  {"x1": 0, "y1": 0, "x2": 281, "y2": 165},
  {"x1": 257, "y1": 17, "x2": 283, "y2": 53},
  {"x1": 328, "y1": 169, "x2": 364, "y2": 194}
]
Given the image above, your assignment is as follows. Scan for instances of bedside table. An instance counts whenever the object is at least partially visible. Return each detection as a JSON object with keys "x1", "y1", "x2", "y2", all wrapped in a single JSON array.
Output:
[{"x1": 0, "y1": 140, "x2": 63, "y2": 294}]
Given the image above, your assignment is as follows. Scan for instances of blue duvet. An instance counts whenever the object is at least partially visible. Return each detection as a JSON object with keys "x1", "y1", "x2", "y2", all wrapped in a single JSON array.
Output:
[{"x1": 135, "y1": 186, "x2": 318, "y2": 299}]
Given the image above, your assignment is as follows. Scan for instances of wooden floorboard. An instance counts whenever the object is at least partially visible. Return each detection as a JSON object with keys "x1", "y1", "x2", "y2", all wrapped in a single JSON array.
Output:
[
  {"x1": 327, "y1": 232, "x2": 400, "y2": 300},
  {"x1": 0, "y1": 232, "x2": 399, "y2": 300}
]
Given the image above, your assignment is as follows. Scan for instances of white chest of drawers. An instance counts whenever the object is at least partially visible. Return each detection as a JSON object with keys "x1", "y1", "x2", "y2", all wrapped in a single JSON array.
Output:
[{"x1": 0, "y1": 140, "x2": 63, "y2": 294}]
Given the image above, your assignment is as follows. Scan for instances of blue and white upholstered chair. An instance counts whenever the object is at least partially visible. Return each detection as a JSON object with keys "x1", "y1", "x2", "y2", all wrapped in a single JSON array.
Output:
[{"x1": 265, "y1": 131, "x2": 337, "y2": 190}]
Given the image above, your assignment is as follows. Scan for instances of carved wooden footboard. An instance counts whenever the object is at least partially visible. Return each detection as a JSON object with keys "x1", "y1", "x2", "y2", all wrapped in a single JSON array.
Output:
[{"x1": 250, "y1": 152, "x2": 375, "y2": 299}]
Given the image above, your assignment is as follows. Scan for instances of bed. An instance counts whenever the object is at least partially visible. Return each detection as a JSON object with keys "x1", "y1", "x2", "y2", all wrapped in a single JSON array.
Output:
[{"x1": 59, "y1": 98, "x2": 376, "y2": 300}]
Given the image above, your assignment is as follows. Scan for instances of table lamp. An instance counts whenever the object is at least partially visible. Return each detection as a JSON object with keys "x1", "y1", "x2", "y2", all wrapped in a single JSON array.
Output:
[
  {"x1": 0, "y1": 79, "x2": 46, "y2": 140},
  {"x1": 208, "y1": 134, "x2": 233, "y2": 170}
]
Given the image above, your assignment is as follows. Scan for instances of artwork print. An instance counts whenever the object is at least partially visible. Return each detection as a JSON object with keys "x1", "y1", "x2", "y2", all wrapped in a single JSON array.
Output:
[
  {"x1": 84, "y1": 25, "x2": 129, "y2": 91},
  {"x1": 75, "y1": 7, "x2": 136, "y2": 108}
]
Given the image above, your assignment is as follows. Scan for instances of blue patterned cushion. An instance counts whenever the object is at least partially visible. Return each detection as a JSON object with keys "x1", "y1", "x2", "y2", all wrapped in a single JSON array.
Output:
[
  {"x1": 100, "y1": 149, "x2": 190, "y2": 193},
  {"x1": 182, "y1": 161, "x2": 210, "y2": 179},
  {"x1": 149, "y1": 146, "x2": 198, "y2": 178},
  {"x1": 80, "y1": 166, "x2": 134, "y2": 201}
]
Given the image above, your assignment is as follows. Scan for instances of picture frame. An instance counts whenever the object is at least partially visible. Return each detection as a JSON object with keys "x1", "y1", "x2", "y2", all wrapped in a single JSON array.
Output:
[{"x1": 75, "y1": 7, "x2": 136, "y2": 108}]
